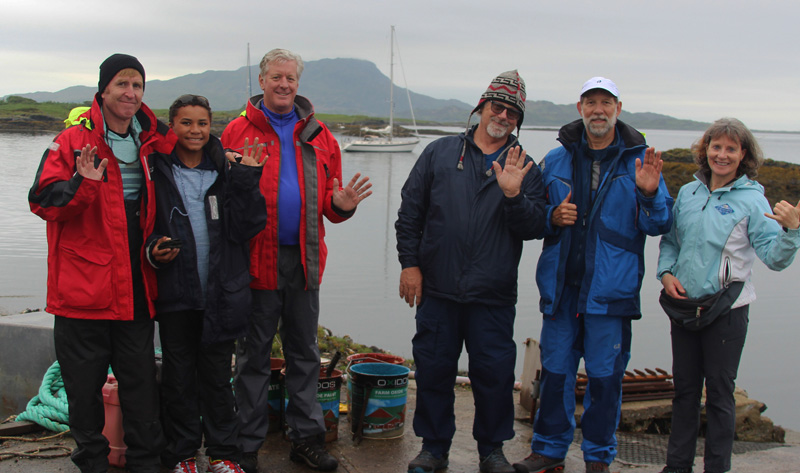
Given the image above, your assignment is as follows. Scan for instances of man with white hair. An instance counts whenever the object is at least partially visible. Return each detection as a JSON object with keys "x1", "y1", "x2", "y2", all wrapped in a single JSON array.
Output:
[
  {"x1": 222, "y1": 48, "x2": 372, "y2": 472},
  {"x1": 513, "y1": 78, "x2": 673, "y2": 473}
]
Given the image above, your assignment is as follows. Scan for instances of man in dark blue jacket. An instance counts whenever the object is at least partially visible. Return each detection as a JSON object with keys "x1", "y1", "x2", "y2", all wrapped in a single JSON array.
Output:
[
  {"x1": 396, "y1": 71, "x2": 546, "y2": 473},
  {"x1": 513, "y1": 78, "x2": 673, "y2": 473}
]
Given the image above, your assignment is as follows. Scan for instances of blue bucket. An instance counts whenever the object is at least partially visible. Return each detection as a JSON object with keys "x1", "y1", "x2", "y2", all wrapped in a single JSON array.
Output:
[{"x1": 349, "y1": 362, "x2": 410, "y2": 441}]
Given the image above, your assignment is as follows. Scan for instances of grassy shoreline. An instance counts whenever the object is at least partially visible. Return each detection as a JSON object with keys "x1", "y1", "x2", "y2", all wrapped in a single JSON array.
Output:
[{"x1": 4, "y1": 97, "x2": 798, "y2": 207}]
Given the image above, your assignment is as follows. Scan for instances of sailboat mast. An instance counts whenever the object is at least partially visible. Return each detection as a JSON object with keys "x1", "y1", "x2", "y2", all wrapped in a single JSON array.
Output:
[
  {"x1": 389, "y1": 26, "x2": 395, "y2": 142},
  {"x1": 247, "y1": 43, "x2": 252, "y2": 98}
]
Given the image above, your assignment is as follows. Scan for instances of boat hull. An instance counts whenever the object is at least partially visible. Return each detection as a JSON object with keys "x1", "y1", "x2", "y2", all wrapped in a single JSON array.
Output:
[{"x1": 342, "y1": 139, "x2": 419, "y2": 153}]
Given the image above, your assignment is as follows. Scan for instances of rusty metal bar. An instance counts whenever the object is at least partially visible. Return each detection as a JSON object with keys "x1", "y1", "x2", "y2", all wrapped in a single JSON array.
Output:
[{"x1": 574, "y1": 367, "x2": 675, "y2": 402}]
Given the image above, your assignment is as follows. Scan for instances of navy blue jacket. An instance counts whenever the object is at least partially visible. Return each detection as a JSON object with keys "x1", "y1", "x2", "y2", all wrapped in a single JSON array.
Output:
[
  {"x1": 395, "y1": 127, "x2": 547, "y2": 306},
  {"x1": 146, "y1": 135, "x2": 266, "y2": 344}
]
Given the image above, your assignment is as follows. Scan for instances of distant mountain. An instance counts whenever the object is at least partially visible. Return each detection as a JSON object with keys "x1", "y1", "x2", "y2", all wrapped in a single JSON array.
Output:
[{"x1": 7, "y1": 58, "x2": 709, "y2": 130}]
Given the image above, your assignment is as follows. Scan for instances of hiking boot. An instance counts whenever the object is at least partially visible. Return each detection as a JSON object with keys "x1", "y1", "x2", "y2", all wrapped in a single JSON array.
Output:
[
  {"x1": 172, "y1": 458, "x2": 199, "y2": 473},
  {"x1": 239, "y1": 452, "x2": 258, "y2": 473},
  {"x1": 290, "y1": 439, "x2": 338, "y2": 471},
  {"x1": 479, "y1": 448, "x2": 515, "y2": 473},
  {"x1": 585, "y1": 462, "x2": 609, "y2": 472},
  {"x1": 512, "y1": 452, "x2": 565, "y2": 473},
  {"x1": 660, "y1": 468, "x2": 693, "y2": 473},
  {"x1": 208, "y1": 458, "x2": 246, "y2": 473},
  {"x1": 408, "y1": 449, "x2": 449, "y2": 473}
]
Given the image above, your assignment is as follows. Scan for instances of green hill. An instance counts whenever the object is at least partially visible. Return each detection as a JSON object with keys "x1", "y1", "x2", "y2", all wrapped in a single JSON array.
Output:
[{"x1": 4, "y1": 58, "x2": 710, "y2": 129}]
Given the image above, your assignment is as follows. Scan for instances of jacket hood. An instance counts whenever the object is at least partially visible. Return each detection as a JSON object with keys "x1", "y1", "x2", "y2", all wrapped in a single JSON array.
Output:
[
  {"x1": 66, "y1": 95, "x2": 173, "y2": 154},
  {"x1": 152, "y1": 134, "x2": 227, "y2": 174},
  {"x1": 247, "y1": 94, "x2": 315, "y2": 121},
  {"x1": 243, "y1": 94, "x2": 323, "y2": 143},
  {"x1": 204, "y1": 135, "x2": 228, "y2": 172},
  {"x1": 557, "y1": 118, "x2": 645, "y2": 149},
  {"x1": 692, "y1": 171, "x2": 765, "y2": 195},
  {"x1": 87, "y1": 92, "x2": 158, "y2": 134}
]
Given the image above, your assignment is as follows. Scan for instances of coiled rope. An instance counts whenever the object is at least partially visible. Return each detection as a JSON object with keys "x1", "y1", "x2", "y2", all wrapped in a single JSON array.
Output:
[{"x1": 15, "y1": 361, "x2": 70, "y2": 433}]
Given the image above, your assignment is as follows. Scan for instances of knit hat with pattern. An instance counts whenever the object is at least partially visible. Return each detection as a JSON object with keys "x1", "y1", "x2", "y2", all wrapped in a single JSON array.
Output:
[{"x1": 471, "y1": 69, "x2": 526, "y2": 125}]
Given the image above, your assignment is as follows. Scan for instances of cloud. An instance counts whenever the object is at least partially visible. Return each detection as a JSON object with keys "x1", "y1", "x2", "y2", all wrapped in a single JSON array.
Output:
[{"x1": 2, "y1": 0, "x2": 798, "y2": 131}]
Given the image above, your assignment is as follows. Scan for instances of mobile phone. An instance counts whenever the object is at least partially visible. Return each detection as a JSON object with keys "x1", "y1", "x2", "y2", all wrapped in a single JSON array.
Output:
[{"x1": 159, "y1": 239, "x2": 183, "y2": 250}]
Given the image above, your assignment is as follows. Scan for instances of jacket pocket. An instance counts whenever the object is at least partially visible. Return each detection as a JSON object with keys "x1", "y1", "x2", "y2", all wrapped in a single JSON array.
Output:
[
  {"x1": 215, "y1": 269, "x2": 252, "y2": 340},
  {"x1": 592, "y1": 238, "x2": 639, "y2": 303},
  {"x1": 223, "y1": 268, "x2": 253, "y2": 294},
  {"x1": 599, "y1": 174, "x2": 636, "y2": 231},
  {"x1": 57, "y1": 245, "x2": 114, "y2": 310}
]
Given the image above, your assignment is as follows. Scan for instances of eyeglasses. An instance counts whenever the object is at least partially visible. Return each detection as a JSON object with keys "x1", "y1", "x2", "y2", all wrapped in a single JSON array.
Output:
[
  {"x1": 173, "y1": 94, "x2": 210, "y2": 107},
  {"x1": 489, "y1": 101, "x2": 521, "y2": 120}
]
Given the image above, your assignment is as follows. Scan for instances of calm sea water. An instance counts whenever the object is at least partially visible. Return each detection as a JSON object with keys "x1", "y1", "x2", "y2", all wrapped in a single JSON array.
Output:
[{"x1": 4, "y1": 129, "x2": 800, "y2": 429}]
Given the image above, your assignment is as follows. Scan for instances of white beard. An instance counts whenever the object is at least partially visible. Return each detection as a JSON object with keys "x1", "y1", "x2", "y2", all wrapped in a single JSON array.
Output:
[
  {"x1": 486, "y1": 119, "x2": 510, "y2": 138},
  {"x1": 584, "y1": 115, "x2": 616, "y2": 138}
]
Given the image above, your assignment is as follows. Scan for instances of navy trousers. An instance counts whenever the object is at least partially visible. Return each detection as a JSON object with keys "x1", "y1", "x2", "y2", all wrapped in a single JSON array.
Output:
[
  {"x1": 412, "y1": 295, "x2": 516, "y2": 458},
  {"x1": 158, "y1": 310, "x2": 239, "y2": 467},
  {"x1": 666, "y1": 305, "x2": 749, "y2": 473}
]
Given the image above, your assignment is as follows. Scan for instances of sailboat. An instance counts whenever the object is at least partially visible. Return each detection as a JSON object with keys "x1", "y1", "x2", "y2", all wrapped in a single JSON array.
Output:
[{"x1": 342, "y1": 26, "x2": 420, "y2": 153}]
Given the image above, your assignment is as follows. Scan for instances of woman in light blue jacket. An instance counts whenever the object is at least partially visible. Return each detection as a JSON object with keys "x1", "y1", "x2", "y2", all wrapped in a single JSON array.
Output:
[{"x1": 657, "y1": 118, "x2": 800, "y2": 473}]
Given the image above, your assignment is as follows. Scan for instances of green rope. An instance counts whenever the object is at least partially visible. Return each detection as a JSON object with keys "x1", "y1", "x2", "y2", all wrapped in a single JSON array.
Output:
[
  {"x1": 16, "y1": 361, "x2": 70, "y2": 432},
  {"x1": 17, "y1": 350, "x2": 160, "y2": 433}
]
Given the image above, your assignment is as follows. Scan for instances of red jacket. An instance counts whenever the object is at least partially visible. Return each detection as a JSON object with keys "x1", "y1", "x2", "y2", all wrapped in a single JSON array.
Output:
[
  {"x1": 221, "y1": 95, "x2": 350, "y2": 290},
  {"x1": 29, "y1": 95, "x2": 176, "y2": 320}
]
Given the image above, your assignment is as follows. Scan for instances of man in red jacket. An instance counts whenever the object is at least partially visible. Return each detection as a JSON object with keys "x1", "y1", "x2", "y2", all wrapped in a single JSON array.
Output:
[
  {"x1": 29, "y1": 53, "x2": 174, "y2": 473},
  {"x1": 222, "y1": 48, "x2": 371, "y2": 472}
]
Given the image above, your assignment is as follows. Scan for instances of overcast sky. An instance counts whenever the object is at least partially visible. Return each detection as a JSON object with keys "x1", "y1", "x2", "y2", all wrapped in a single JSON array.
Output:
[{"x1": 3, "y1": 0, "x2": 797, "y2": 131}]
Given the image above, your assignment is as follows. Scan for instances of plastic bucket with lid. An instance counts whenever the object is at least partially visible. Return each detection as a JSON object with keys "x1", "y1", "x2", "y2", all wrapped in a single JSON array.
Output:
[
  {"x1": 349, "y1": 362, "x2": 410, "y2": 441},
  {"x1": 345, "y1": 353, "x2": 405, "y2": 416}
]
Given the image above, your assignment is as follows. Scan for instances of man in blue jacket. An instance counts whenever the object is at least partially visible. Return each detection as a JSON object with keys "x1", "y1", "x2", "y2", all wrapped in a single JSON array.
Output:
[
  {"x1": 513, "y1": 77, "x2": 673, "y2": 473},
  {"x1": 396, "y1": 70, "x2": 546, "y2": 473}
]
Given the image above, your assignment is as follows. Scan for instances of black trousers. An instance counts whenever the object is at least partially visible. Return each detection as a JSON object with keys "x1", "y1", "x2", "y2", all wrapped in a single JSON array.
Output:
[
  {"x1": 666, "y1": 305, "x2": 749, "y2": 473},
  {"x1": 158, "y1": 310, "x2": 239, "y2": 466},
  {"x1": 54, "y1": 316, "x2": 164, "y2": 473}
]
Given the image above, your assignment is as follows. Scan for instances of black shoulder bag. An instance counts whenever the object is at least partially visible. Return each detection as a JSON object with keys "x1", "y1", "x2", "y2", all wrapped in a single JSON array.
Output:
[{"x1": 658, "y1": 281, "x2": 745, "y2": 331}]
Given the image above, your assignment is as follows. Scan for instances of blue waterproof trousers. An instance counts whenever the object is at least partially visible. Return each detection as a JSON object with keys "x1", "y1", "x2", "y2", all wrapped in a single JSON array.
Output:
[
  {"x1": 531, "y1": 285, "x2": 632, "y2": 464},
  {"x1": 412, "y1": 296, "x2": 516, "y2": 458}
]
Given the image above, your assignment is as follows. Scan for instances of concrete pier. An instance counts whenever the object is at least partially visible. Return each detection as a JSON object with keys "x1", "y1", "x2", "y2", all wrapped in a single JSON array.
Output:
[
  {"x1": 2, "y1": 381, "x2": 800, "y2": 472},
  {"x1": 0, "y1": 311, "x2": 56, "y2": 419}
]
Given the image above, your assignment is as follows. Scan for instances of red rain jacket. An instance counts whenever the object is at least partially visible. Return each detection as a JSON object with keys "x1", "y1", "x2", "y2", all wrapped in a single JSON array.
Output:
[
  {"x1": 29, "y1": 95, "x2": 175, "y2": 319},
  {"x1": 221, "y1": 95, "x2": 351, "y2": 290}
]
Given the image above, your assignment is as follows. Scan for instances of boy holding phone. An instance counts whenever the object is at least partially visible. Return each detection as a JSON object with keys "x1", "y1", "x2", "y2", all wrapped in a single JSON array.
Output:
[{"x1": 146, "y1": 94, "x2": 267, "y2": 473}]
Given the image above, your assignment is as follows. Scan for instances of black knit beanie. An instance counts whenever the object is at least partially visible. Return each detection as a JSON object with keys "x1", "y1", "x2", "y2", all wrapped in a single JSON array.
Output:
[{"x1": 98, "y1": 53, "x2": 146, "y2": 94}]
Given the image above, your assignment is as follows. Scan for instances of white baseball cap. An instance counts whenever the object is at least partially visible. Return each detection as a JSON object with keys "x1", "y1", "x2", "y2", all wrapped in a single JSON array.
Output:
[{"x1": 580, "y1": 77, "x2": 619, "y2": 98}]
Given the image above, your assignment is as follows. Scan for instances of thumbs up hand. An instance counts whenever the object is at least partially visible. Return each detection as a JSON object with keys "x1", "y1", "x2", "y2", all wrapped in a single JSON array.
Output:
[{"x1": 551, "y1": 192, "x2": 577, "y2": 227}]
